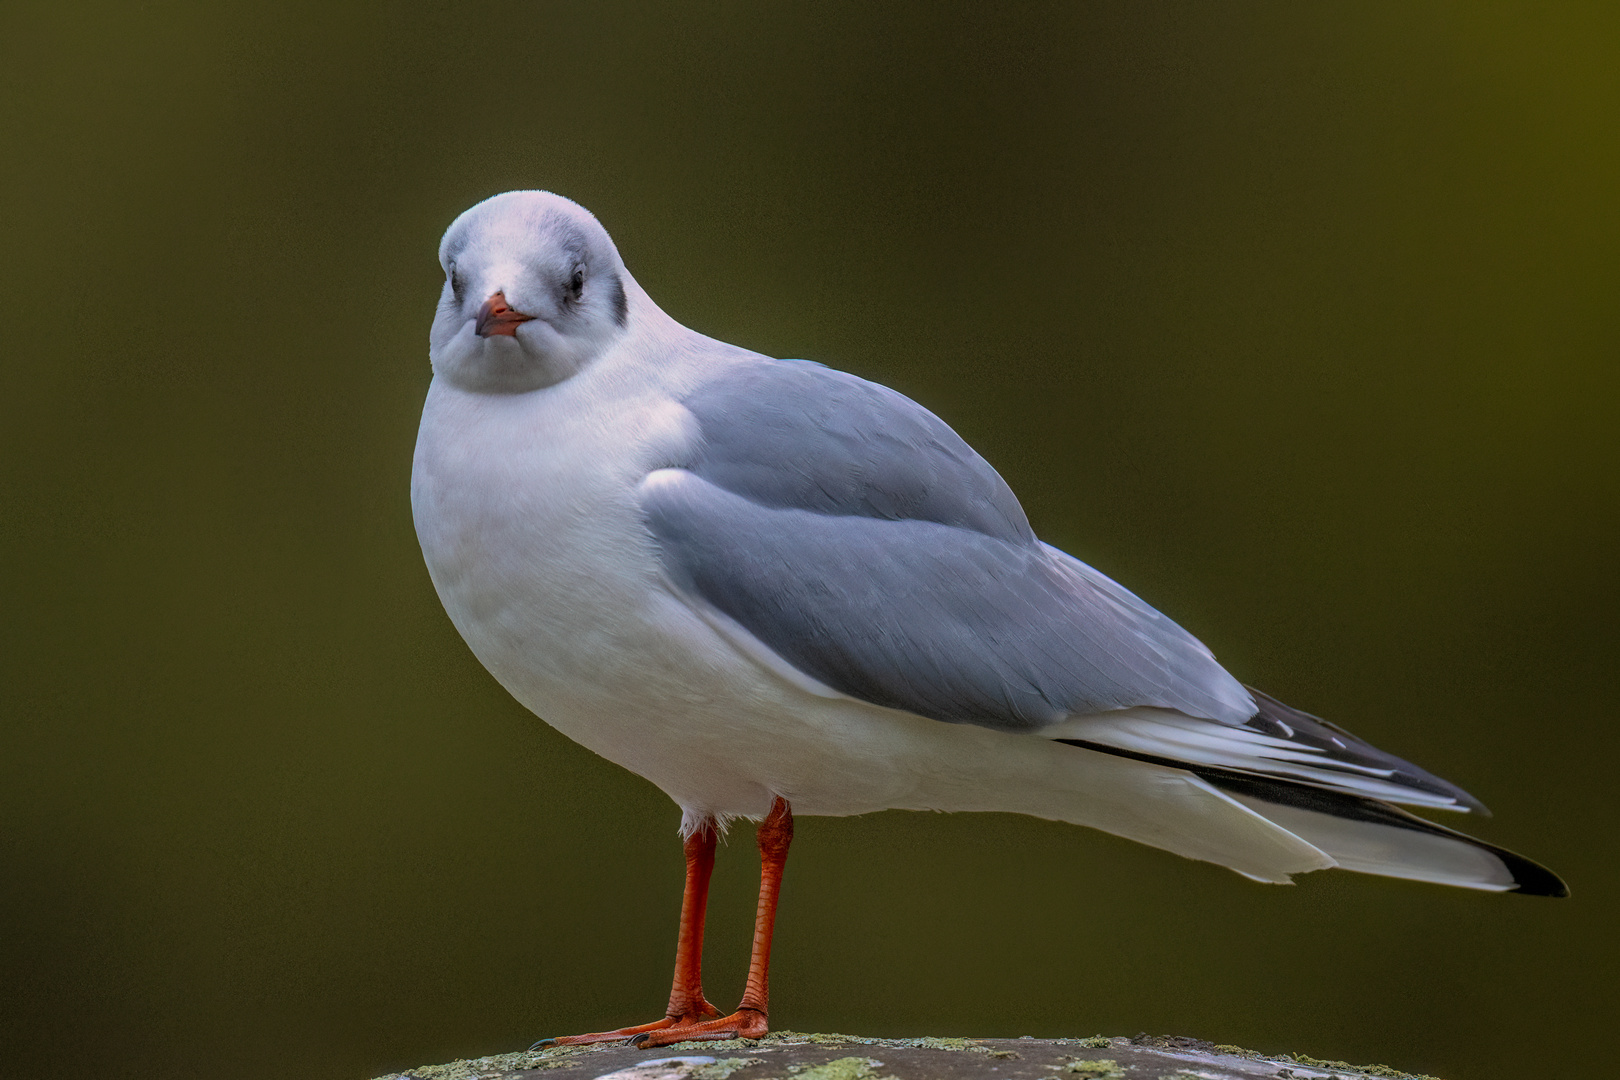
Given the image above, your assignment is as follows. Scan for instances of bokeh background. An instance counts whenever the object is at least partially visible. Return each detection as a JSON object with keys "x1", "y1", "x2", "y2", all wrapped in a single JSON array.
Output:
[{"x1": 3, "y1": 3, "x2": 1616, "y2": 1078}]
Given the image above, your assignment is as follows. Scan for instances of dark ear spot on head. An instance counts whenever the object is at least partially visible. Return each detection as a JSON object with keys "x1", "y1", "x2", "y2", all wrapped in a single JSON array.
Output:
[{"x1": 607, "y1": 271, "x2": 628, "y2": 328}]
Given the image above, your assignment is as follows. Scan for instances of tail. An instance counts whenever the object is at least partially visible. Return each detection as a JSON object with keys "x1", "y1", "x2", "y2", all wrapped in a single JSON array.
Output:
[
  {"x1": 1052, "y1": 687, "x2": 1568, "y2": 896},
  {"x1": 1203, "y1": 771, "x2": 1567, "y2": 895}
]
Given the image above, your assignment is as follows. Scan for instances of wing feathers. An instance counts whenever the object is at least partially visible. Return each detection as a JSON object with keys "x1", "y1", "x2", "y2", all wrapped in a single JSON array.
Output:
[
  {"x1": 1048, "y1": 688, "x2": 1488, "y2": 814},
  {"x1": 642, "y1": 468, "x2": 1252, "y2": 727},
  {"x1": 648, "y1": 356, "x2": 1255, "y2": 729}
]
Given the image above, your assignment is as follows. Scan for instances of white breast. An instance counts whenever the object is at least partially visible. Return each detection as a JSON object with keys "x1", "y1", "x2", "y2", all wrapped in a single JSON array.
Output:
[
  {"x1": 411, "y1": 345, "x2": 808, "y2": 815},
  {"x1": 413, "y1": 350, "x2": 689, "y2": 698}
]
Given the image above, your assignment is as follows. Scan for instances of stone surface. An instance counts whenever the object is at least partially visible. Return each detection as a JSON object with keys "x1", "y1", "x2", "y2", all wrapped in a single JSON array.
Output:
[{"x1": 371, "y1": 1033, "x2": 1443, "y2": 1080}]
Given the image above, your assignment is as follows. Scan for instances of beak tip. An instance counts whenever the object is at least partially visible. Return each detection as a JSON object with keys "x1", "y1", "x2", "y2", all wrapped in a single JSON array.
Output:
[{"x1": 475, "y1": 291, "x2": 535, "y2": 338}]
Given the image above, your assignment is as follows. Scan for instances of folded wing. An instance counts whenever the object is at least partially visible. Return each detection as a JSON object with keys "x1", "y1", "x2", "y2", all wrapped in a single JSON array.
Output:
[{"x1": 642, "y1": 357, "x2": 1255, "y2": 728}]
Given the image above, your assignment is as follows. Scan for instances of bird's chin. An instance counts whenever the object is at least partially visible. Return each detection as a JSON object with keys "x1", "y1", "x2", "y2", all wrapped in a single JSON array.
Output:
[{"x1": 431, "y1": 322, "x2": 576, "y2": 394}]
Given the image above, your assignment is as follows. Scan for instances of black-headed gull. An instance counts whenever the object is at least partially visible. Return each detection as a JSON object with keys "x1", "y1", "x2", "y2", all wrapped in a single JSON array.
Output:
[{"x1": 410, "y1": 191, "x2": 1566, "y2": 1047}]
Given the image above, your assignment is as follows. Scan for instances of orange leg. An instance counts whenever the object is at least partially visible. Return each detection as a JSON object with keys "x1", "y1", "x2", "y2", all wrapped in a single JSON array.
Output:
[
  {"x1": 539, "y1": 826, "x2": 722, "y2": 1046},
  {"x1": 629, "y1": 797, "x2": 794, "y2": 1047},
  {"x1": 539, "y1": 798, "x2": 795, "y2": 1048}
]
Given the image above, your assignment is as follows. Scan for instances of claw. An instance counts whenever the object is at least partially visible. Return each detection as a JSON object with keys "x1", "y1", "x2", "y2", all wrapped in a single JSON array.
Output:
[
  {"x1": 529, "y1": 1038, "x2": 557, "y2": 1051},
  {"x1": 627, "y1": 1033, "x2": 651, "y2": 1047}
]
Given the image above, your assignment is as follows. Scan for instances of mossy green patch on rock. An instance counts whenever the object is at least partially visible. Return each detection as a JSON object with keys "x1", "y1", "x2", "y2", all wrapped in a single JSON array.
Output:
[
  {"x1": 785, "y1": 1056, "x2": 887, "y2": 1080},
  {"x1": 899, "y1": 1038, "x2": 976, "y2": 1051},
  {"x1": 1279, "y1": 1053, "x2": 1439, "y2": 1080},
  {"x1": 1072, "y1": 1037, "x2": 1113, "y2": 1050},
  {"x1": 1061, "y1": 1059, "x2": 1123, "y2": 1079},
  {"x1": 782, "y1": 1033, "x2": 855, "y2": 1048},
  {"x1": 662, "y1": 1039, "x2": 765, "y2": 1053},
  {"x1": 372, "y1": 1044, "x2": 585, "y2": 1080},
  {"x1": 724, "y1": 1033, "x2": 1004, "y2": 1054}
]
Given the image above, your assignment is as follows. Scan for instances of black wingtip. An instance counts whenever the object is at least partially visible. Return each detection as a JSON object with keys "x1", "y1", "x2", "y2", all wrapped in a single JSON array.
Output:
[
  {"x1": 1241, "y1": 685, "x2": 1494, "y2": 815},
  {"x1": 1228, "y1": 776, "x2": 1569, "y2": 898},
  {"x1": 1138, "y1": 757, "x2": 1571, "y2": 898},
  {"x1": 1500, "y1": 850, "x2": 1571, "y2": 898}
]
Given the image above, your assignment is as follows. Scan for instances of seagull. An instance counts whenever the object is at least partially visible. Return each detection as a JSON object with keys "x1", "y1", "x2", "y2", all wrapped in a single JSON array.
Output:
[{"x1": 410, "y1": 191, "x2": 1567, "y2": 1048}]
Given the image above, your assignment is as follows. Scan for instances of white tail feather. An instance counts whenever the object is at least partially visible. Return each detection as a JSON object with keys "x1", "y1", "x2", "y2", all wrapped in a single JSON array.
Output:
[{"x1": 1224, "y1": 792, "x2": 1517, "y2": 891}]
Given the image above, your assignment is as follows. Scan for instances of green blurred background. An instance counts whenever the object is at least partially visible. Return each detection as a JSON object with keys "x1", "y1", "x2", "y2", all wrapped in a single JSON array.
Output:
[{"x1": 3, "y1": 3, "x2": 1616, "y2": 1078}]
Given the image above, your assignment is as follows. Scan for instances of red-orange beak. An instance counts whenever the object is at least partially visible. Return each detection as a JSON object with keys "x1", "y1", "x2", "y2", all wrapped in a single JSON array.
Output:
[{"x1": 475, "y1": 292, "x2": 536, "y2": 338}]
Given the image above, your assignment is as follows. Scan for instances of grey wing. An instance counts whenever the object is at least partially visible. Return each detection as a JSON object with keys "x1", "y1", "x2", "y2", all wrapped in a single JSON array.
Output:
[
  {"x1": 679, "y1": 359, "x2": 1035, "y2": 542},
  {"x1": 641, "y1": 357, "x2": 1255, "y2": 729}
]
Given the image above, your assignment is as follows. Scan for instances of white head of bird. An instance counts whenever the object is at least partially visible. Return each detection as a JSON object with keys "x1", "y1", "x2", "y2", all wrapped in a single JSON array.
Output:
[{"x1": 430, "y1": 191, "x2": 635, "y2": 394}]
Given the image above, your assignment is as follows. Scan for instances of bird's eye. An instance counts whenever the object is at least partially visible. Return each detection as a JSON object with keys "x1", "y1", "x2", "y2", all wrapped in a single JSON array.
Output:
[{"x1": 568, "y1": 268, "x2": 585, "y2": 298}]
